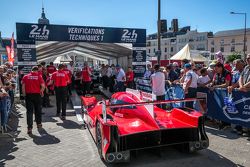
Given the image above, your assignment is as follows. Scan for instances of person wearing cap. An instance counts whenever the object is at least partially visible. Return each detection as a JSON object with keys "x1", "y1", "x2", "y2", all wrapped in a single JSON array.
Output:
[
  {"x1": 211, "y1": 62, "x2": 232, "y2": 89},
  {"x1": 51, "y1": 64, "x2": 70, "y2": 120},
  {"x1": 181, "y1": 63, "x2": 198, "y2": 109},
  {"x1": 150, "y1": 64, "x2": 166, "y2": 109},
  {"x1": 114, "y1": 64, "x2": 126, "y2": 92},
  {"x1": 22, "y1": 66, "x2": 45, "y2": 134}
]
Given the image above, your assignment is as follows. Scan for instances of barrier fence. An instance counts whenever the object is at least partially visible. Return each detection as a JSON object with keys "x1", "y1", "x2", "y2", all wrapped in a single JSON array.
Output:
[{"x1": 136, "y1": 78, "x2": 250, "y2": 128}]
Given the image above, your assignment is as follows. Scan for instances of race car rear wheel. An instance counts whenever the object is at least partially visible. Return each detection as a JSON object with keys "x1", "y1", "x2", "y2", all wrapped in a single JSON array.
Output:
[{"x1": 96, "y1": 121, "x2": 103, "y2": 159}]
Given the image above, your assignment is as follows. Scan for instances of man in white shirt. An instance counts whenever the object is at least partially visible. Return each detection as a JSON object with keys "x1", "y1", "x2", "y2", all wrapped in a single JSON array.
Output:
[
  {"x1": 181, "y1": 63, "x2": 198, "y2": 108},
  {"x1": 114, "y1": 64, "x2": 126, "y2": 92},
  {"x1": 150, "y1": 64, "x2": 166, "y2": 109}
]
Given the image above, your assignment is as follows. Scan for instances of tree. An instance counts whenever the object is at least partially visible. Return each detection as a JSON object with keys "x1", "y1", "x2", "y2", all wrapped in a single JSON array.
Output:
[{"x1": 227, "y1": 52, "x2": 242, "y2": 62}]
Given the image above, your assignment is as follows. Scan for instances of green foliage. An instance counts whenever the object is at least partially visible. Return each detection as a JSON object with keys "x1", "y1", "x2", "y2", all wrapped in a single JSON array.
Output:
[{"x1": 227, "y1": 53, "x2": 242, "y2": 62}]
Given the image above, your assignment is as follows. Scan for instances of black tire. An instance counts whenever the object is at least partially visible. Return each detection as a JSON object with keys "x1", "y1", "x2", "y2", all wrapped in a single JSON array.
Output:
[{"x1": 96, "y1": 121, "x2": 103, "y2": 159}]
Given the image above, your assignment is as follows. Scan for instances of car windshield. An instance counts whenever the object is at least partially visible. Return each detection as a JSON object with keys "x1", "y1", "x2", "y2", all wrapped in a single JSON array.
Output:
[{"x1": 110, "y1": 98, "x2": 136, "y2": 109}]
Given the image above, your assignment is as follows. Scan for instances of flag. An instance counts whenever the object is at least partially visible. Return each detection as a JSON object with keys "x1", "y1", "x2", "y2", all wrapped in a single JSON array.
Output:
[
  {"x1": 10, "y1": 32, "x2": 15, "y2": 64},
  {"x1": 6, "y1": 45, "x2": 11, "y2": 62}
]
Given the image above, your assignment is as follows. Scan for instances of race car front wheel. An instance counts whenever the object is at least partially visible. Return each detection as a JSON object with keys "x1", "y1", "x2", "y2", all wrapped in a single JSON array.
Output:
[{"x1": 96, "y1": 121, "x2": 103, "y2": 159}]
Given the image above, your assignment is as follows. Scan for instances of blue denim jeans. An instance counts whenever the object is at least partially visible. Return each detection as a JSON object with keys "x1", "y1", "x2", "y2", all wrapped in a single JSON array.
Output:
[{"x1": 0, "y1": 96, "x2": 11, "y2": 126}]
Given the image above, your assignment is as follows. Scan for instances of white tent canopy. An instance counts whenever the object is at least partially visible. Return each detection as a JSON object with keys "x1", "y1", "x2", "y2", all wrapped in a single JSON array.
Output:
[
  {"x1": 53, "y1": 55, "x2": 72, "y2": 64},
  {"x1": 170, "y1": 44, "x2": 208, "y2": 62}
]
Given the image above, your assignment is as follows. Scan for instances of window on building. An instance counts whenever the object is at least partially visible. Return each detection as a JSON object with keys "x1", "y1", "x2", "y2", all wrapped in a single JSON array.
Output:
[
  {"x1": 211, "y1": 47, "x2": 214, "y2": 53},
  {"x1": 211, "y1": 40, "x2": 214, "y2": 45},
  {"x1": 220, "y1": 39, "x2": 224, "y2": 44},
  {"x1": 148, "y1": 49, "x2": 151, "y2": 53},
  {"x1": 231, "y1": 46, "x2": 235, "y2": 52},
  {"x1": 153, "y1": 48, "x2": 156, "y2": 53},
  {"x1": 211, "y1": 54, "x2": 215, "y2": 60},
  {"x1": 171, "y1": 47, "x2": 174, "y2": 52},
  {"x1": 231, "y1": 39, "x2": 235, "y2": 43},
  {"x1": 165, "y1": 48, "x2": 167, "y2": 53},
  {"x1": 220, "y1": 47, "x2": 224, "y2": 52}
]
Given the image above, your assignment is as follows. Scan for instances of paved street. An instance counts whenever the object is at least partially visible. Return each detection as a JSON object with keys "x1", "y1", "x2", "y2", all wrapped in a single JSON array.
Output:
[{"x1": 1, "y1": 95, "x2": 250, "y2": 167}]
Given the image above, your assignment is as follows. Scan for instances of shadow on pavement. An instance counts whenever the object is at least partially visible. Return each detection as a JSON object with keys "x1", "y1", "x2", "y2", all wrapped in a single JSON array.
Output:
[
  {"x1": 205, "y1": 126, "x2": 239, "y2": 140},
  {"x1": 105, "y1": 148, "x2": 238, "y2": 167},
  {"x1": 56, "y1": 119, "x2": 82, "y2": 129},
  {"x1": 30, "y1": 128, "x2": 60, "y2": 145}
]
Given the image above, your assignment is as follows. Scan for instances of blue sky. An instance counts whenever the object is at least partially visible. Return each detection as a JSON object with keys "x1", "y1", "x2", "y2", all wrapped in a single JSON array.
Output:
[{"x1": 0, "y1": 0, "x2": 250, "y2": 37}]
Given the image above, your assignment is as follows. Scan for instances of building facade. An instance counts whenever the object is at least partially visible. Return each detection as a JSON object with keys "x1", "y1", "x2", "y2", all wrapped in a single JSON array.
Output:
[
  {"x1": 177, "y1": 30, "x2": 209, "y2": 52},
  {"x1": 208, "y1": 28, "x2": 250, "y2": 59},
  {"x1": 147, "y1": 37, "x2": 177, "y2": 60},
  {"x1": 146, "y1": 29, "x2": 210, "y2": 61}
]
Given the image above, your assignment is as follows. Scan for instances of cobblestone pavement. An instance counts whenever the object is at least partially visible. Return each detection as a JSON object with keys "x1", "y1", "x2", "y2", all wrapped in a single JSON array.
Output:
[{"x1": 1, "y1": 95, "x2": 250, "y2": 167}]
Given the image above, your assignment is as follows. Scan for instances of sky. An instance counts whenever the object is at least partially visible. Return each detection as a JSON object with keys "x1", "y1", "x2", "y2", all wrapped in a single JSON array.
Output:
[{"x1": 0, "y1": 0, "x2": 250, "y2": 38}]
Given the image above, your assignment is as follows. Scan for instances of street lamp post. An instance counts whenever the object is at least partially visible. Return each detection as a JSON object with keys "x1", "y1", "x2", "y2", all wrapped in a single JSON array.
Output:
[
  {"x1": 157, "y1": 0, "x2": 161, "y2": 64},
  {"x1": 230, "y1": 12, "x2": 247, "y2": 60}
]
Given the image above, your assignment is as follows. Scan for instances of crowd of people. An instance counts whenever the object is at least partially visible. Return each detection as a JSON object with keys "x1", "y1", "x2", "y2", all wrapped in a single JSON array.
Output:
[
  {"x1": 0, "y1": 62, "x2": 17, "y2": 131},
  {"x1": 4, "y1": 53, "x2": 250, "y2": 137},
  {"x1": 147, "y1": 54, "x2": 250, "y2": 137}
]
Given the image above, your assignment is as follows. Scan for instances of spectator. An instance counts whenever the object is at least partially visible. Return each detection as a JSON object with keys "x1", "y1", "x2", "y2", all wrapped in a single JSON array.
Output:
[
  {"x1": 22, "y1": 66, "x2": 45, "y2": 134},
  {"x1": 165, "y1": 64, "x2": 178, "y2": 82},
  {"x1": 100, "y1": 64, "x2": 108, "y2": 89},
  {"x1": 109, "y1": 64, "x2": 116, "y2": 93},
  {"x1": 150, "y1": 64, "x2": 166, "y2": 109},
  {"x1": 126, "y1": 67, "x2": 134, "y2": 89},
  {"x1": 207, "y1": 62, "x2": 216, "y2": 80},
  {"x1": 114, "y1": 65, "x2": 126, "y2": 92},
  {"x1": 106, "y1": 65, "x2": 112, "y2": 89},
  {"x1": 181, "y1": 59, "x2": 190, "y2": 68},
  {"x1": 181, "y1": 63, "x2": 198, "y2": 109},
  {"x1": 144, "y1": 64, "x2": 153, "y2": 79},
  {"x1": 172, "y1": 62, "x2": 181, "y2": 77},
  {"x1": 0, "y1": 66, "x2": 5, "y2": 87},
  {"x1": 238, "y1": 54, "x2": 250, "y2": 92},
  {"x1": 224, "y1": 60, "x2": 232, "y2": 72},
  {"x1": 198, "y1": 68, "x2": 211, "y2": 87},
  {"x1": 228, "y1": 59, "x2": 245, "y2": 92},
  {"x1": 211, "y1": 62, "x2": 232, "y2": 89},
  {"x1": 227, "y1": 59, "x2": 246, "y2": 135},
  {"x1": 81, "y1": 62, "x2": 92, "y2": 95}
]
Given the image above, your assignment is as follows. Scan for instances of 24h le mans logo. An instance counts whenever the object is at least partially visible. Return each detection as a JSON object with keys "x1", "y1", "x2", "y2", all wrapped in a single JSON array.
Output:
[
  {"x1": 121, "y1": 29, "x2": 137, "y2": 43},
  {"x1": 223, "y1": 97, "x2": 250, "y2": 122},
  {"x1": 29, "y1": 25, "x2": 50, "y2": 40}
]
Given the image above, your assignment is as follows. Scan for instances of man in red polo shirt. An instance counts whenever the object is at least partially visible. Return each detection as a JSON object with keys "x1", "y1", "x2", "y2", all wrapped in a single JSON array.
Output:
[
  {"x1": 81, "y1": 62, "x2": 92, "y2": 95},
  {"x1": 22, "y1": 66, "x2": 45, "y2": 134},
  {"x1": 47, "y1": 62, "x2": 57, "y2": 74},
  {"x1": 51, "y1": 64, "x2": 69, "y2": 120},
  {"x1": 126, "y1": 67, "x2": 134, "y2": 89},
  {"x1": 63, "y1": 64, "x2": 72, "y2": 101}
]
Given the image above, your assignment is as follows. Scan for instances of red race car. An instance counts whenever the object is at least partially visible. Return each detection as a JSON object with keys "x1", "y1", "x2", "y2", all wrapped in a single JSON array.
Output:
[{"x1": 81, "y1": 89, "x2": 209, "y2": 163}]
